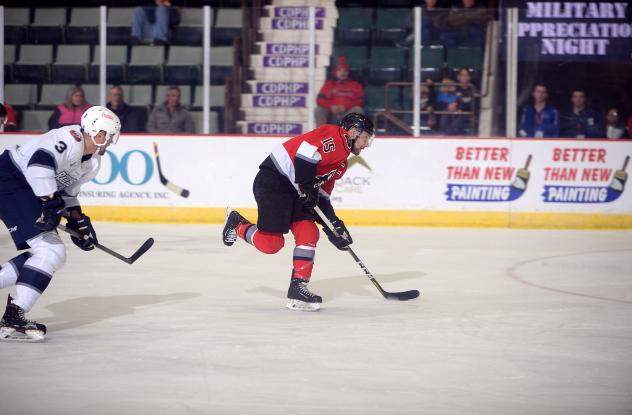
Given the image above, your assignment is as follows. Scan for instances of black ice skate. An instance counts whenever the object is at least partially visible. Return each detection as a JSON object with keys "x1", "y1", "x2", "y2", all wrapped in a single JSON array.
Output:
[
  {"x1": 0, "y1": 295, "x2": 47, "y2": 342},
  {"x1": 222, "y1": 208, "x2": 251, "y2": 246},
  {"x1": 286, "y1": 278, "x2": 322, "y2": 312}
]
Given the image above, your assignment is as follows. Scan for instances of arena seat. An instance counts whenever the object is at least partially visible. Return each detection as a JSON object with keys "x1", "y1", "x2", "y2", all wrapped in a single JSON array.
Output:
[
  {"x1": 28, "y1": 8, "x2": 66, "y2": 44},
  {"x1": 51, "y1": 45, "x2": 90, "y2": 84}
]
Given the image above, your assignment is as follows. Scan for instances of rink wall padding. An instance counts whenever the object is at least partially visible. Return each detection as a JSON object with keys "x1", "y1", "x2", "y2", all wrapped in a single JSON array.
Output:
[{"x1": 2, "y1": 133, "x2": 631, "y2": 229}]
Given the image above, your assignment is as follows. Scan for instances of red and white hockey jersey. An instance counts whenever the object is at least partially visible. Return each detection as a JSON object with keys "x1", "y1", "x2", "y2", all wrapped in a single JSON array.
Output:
[{"x1": 266, "y1": 124, "x2": 352, "y2": 198}]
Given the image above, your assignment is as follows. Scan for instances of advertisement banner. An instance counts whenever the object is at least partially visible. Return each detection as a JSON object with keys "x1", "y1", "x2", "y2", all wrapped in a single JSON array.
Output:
[
  {"x1": 271, "y1": 18, "x2": 325, "y2": 30},
  {"x1": 517, "y1": 1, "x2": 632, "y2": 62},
  {"x1": 271, "y1": 6, "x2": 327, "y2": 18},
  {"x1": 1, "y1": 135, "x2": 630, "y2": 226},
  {"x1": 255, "y1": 82, "x2": 308, "y2": 94}
]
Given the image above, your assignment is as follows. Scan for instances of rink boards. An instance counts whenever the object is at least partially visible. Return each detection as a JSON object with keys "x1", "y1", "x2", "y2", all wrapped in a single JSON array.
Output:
[{"x1": 1, "y1": 134, "x2": 631, "y2": 229}]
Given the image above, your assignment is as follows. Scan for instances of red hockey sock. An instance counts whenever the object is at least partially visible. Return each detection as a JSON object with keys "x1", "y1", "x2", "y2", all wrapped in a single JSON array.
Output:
[
  {"x1": 290, "y1": 220, "x2": 320, "y2": 281},
  {"x1": 237, "y1": 224, "x2": 284, "y2": 254}
]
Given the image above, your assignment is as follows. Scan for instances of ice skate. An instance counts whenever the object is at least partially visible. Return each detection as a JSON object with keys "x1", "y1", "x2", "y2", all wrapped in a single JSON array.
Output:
[
  {"x1": 286, "y1": 278, "x2": 322, "y2": 312},
  {"x1": 222, "y1": 208, "x2": 251, "y2": 246},
  {"x1": 0, "y1": 295, "x2": 46, "y2": 342}
]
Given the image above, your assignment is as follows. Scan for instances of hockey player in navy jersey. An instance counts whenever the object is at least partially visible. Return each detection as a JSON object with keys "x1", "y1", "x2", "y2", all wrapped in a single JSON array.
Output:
[
  {"x1": 0, "y1": 106, "x2": 121, "y2": 341},
  {"x1": 222, "y1": 113, "x2": 374, "y2": 311}
]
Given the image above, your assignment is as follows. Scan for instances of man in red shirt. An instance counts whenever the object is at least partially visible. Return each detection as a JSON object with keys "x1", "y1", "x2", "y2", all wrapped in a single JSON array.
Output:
[
  {"x1": 315, "y1": 56, "x2": 365, "y2": 127},
  {"x1": 0, "y1": 103, "x2": 18, "y2": 131},
  {"x1": 222, "y1": 113, "x2": 374, "y2": 312}
]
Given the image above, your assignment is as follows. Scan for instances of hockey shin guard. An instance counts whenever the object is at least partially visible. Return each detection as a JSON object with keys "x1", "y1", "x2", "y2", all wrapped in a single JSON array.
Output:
[
  {"x1": 0, "y1": 252, "x2": 32, "y2": 289},
  {"x1": 290, "y1": 221, "x2": 320, "y2": 281}
]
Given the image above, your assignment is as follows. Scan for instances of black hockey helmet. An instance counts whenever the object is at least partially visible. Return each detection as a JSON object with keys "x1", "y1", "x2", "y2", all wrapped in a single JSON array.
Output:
[
  {"x1": 340, "y1": 112, "x2": 374, "y2": 137},
  {"x1": 340, "y1": 113, "x2": 375, "y2": 150}
]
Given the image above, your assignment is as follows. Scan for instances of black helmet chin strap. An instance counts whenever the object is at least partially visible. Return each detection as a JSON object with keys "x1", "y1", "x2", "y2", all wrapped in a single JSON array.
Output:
[{"x1": 345, "y1": 127, "x2": 362, "y2": 149}]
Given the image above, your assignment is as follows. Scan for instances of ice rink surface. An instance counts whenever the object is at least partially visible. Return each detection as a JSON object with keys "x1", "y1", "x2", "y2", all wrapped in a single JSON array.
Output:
[{"x1": 0, "y1": 223, "x2": 631, "y2": 415}]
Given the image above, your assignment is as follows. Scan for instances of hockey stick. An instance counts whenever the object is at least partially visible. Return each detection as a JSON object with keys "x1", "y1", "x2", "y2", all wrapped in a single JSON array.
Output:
[
  {"x1": 313, "y1": 206, "x2": 420, "y2": 301},
  {"x1": 153, "y1": 142, "x2": 190, "y2": 198},
  {"x1": 57, "y1": 224, "x2": 154, "y2": 264}
]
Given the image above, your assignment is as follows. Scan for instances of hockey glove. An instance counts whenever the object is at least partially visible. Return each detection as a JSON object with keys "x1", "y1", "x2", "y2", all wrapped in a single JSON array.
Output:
[
  {"x1": 34, "y1": 194, "x2": 65, "y2": 232},
  {"x1": 299, "y1": 182, "x2": 320, "y2": 209},
  {"x1": 322, "y1": 218, "x2": 353, "y2": 251},
  {"x1": 66, "y1": 214, "x2": 98, "y2": 251}
]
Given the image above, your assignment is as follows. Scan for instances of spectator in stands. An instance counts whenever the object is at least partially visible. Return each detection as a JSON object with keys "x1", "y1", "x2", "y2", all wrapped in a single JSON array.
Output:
[
  {"x1": 394, "y1": 0, "x2": 449, "y2": 48},
  {"x1": 107, "y1": 86, "x2": 146, "y2": 133},
  {"x1": 518, "y1": 84, "x2": 559, "y2": 138},
  {"x1": 440, "y1": 0, "x2": 491, "y2": 48},
  {"x1": 419, "y1": 83, "x2": 438, "y2": 133},
  {"x1": 604, "y1": 108, "x2": 628, "y2": 139},
  {"x1": 0, "y1": 102, "x2": 18, "y2": 131},
  {"x1": 48, "y1": 86, "x2": 91, "y2": 130},
  {"x1": 147, "y1": 86, "x2": 194, "y2": 133},
  {"x1": 560, "y1": 90, "x2": 602, "y2": 138},
  {"x1": 437, "y1": 68, "x2": 475, "y2": 135},
  {"x1": 435, "y1": 77, "x2": 463, "y2": 135},
  {"x1": 315, "y1": 56, "x2": 365, "y2": 127},
  {"x1": 131, "y1": 0, "x2": 181, "y2": 46}
]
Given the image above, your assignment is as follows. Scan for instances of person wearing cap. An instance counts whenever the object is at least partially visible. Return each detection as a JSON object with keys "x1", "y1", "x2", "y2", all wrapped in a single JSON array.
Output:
[
  {"x1": 315, "y1": 56, "x2": 365, "y2": 127},
  {"x1": 0, "y1": 103, "x2": 18, "y2": 131}
]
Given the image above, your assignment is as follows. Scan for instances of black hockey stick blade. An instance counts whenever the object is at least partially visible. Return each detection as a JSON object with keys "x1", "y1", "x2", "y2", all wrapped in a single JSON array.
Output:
[
  {"x1": 363, "y1": 256, "x2": 421, "y2": 301},
  {"x1": 313, "y1": 206, "x2": 420, "y2": 301},
  {"x1": 58, "y1": 224, "x2": 154, "y2": 264},
  {"x1": 383, "y1": 289, "x2": 420, "y2": 301}
]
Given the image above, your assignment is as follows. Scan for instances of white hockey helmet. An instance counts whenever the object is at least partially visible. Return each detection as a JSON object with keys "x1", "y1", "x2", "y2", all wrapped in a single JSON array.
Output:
[{"x1": 80, "y1": 106, "x2": 121, "y2": 147}]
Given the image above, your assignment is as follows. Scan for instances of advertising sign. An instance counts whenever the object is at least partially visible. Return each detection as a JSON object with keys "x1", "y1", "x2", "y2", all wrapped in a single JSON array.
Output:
[
  {"x1": 517, "y1": 1, "x2": 632, "y2": 61},
  {"x1": 1, "y1": 135, "x2": 630, "y2": 227}
]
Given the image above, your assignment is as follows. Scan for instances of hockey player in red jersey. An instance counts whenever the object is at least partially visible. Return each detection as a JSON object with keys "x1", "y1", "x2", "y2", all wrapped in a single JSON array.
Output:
[{"x1": 223, "y1": 113, "x2": 374, "y2": 311}]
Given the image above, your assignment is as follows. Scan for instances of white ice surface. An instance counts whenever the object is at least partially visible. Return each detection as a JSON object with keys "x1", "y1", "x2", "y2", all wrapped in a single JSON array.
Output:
[{"x1": 0, "y1": 224, "x2": 631, "y2": 415}]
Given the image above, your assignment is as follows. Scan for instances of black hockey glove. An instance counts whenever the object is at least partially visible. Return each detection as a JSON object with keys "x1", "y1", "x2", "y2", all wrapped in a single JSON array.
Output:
[
  {"x1": 322, "y1": 218, "x2": 353, "y2": 251},
  {"x1": 299, "y1": 182, "x2": 320, "y2": 209},
  {"x1": 34, "y1": 193, "x2": 65, "y2": 232},
  {"x1": 66, "y1": 213, "x2": 97, "y2": 251}
]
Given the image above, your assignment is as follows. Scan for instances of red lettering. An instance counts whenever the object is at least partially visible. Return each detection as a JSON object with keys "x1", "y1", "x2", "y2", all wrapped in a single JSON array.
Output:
[
  {"x1": 581, "y1": 168, "x2": 612, "y2": 182},
  {"x1": 455, "y1": 147, "x2": 510, "y2": 161},
  {"x1": 552, "y1": 148, "x2": 607, "y2": 163}
]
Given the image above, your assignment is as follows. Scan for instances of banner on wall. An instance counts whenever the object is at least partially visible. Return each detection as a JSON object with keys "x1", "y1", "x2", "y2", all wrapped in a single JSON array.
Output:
[
  {"x1": 515, "y1": 1, "x2": 632, "y2": 62},
  {"x1": 0, "y1": 135, "x2": 630, "y2": 216}
]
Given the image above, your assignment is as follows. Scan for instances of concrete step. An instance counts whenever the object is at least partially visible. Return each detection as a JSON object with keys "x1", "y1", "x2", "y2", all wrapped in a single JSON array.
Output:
[
  {"x1": 240, "y1": 107, "x2": 309, "y2": 120},
  {"x1": 261, "y1": 29, "x2": 335, "y2": 43},
  {"x1": 250, "y1": 67, "x2": 327, "y2": 81}
]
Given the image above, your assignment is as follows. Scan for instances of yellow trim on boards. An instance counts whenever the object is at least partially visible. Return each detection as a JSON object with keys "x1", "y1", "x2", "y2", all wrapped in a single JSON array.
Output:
[{"x1": 82, "y1": 206, "x2": 632, "y2": 230}]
